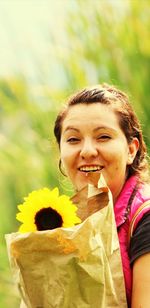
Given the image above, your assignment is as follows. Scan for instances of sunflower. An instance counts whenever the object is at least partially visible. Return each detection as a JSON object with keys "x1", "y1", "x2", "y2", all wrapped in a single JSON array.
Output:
[{"x1": 16, "y1": 187, "x2": 81, "y2": 233}]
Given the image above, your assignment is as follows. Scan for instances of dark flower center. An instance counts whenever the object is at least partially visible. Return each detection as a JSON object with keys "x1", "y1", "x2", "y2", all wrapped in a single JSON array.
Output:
[{"x1": 34, "y1": 207, "x2": 63, "y2": 231}]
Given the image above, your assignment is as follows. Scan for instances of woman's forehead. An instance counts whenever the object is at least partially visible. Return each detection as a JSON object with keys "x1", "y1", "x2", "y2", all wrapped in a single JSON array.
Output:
[{"x1": 61, "y1": 103, "x2": 121, "y2": 132}]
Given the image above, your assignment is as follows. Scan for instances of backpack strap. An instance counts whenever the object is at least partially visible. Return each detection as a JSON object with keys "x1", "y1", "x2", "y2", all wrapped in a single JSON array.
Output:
[{"x1": 128, "y1": 200, "x2": 150, "y2": 247}]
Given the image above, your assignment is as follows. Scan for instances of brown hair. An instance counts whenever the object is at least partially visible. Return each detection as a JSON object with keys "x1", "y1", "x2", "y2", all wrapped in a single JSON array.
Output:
[{"x1": 54, "y1": 83, "x2": 149, "y2": 181}]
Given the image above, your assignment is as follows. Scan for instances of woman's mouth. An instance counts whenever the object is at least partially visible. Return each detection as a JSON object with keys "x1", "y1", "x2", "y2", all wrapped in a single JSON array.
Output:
[{"x1": 78, "y1": 165, "x2": 103, "y2": 172}]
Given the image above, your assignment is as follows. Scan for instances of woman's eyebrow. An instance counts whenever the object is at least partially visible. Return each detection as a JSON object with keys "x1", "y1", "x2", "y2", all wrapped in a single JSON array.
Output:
[
  {"x1": 93, "y1": 126, "x2": 117, "y2": 133},
  {"x1": 63, "y1": 126, "x2": 80, "y2": 133},
  {"x1": 63, "y1": 126, "x2": 117, "y2": 133}
]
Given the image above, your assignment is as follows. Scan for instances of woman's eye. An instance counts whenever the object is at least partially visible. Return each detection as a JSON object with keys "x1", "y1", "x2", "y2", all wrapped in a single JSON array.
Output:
[
  {"x1": 67, "y1": 137, "x2": 80, "y2": 143},
  {"x1": 97, "y1": 135, "x2": 111, "y2": 140}
]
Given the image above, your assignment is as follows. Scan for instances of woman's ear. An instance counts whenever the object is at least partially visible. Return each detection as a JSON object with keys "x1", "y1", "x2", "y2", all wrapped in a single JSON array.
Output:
[{"x1": 127, "y1": 138, "x2": 139, "y2": 165}]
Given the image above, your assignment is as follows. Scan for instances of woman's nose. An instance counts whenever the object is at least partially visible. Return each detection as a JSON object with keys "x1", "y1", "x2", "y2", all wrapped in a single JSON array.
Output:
[{"x1": 80, "y1": 139, "x2": 98, "y2": 159}]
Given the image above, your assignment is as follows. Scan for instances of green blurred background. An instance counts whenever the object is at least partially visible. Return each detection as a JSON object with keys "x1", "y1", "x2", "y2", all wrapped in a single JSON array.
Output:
[{"x1": 0, "y1": 0, "x2": 150, "y2": 307}]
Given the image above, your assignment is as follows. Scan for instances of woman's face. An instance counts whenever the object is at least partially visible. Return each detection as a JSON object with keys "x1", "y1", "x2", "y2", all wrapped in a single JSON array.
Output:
[{"x1": 60, "y1": 103, "x2": 138, "y2": 202}]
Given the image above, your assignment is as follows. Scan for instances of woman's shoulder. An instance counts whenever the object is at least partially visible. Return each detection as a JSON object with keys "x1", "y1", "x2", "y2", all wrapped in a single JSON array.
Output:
[{"x1": 129, "y1": 211, "x2": 150, "y2": 264}]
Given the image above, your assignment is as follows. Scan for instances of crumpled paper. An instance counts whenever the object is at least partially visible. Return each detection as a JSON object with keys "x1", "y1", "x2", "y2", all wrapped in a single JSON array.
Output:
[{"x1": 5, "y1": 174, "x2": 127, "y2": 308}]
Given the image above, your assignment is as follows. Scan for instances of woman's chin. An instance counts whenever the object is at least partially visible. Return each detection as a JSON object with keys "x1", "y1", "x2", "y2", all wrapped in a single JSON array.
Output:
[
  {"x1": 74, "y1": 172, "x2": 101, "y2": 191},
  {"x1": 74, "y1": 180, "x2": 87, "y2": 192}
]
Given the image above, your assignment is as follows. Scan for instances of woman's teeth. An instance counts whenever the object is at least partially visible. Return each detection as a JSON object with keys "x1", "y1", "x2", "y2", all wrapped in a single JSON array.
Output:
[{"x1": 79, "y1": 166, "x2": 103, "y2": 172}]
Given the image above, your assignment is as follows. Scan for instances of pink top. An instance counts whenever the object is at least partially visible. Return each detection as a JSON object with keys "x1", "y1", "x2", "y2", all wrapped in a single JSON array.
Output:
[{"x1": 114, "y1": 175, "x2": 150, "y2": 307}]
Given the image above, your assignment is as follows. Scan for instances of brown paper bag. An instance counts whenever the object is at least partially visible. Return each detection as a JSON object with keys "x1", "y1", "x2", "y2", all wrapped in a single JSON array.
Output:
[{"x1": 6, "y1": 175, "x2": 127, "y2": 308}]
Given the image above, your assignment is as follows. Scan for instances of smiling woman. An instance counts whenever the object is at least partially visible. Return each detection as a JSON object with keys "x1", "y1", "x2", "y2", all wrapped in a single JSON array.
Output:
[
  {"x1": 59, "y1": 103, "x2": 137, "y2": 201},
  {"x1": 54, "y1": 83, "x2": 150, "y2": 308}
]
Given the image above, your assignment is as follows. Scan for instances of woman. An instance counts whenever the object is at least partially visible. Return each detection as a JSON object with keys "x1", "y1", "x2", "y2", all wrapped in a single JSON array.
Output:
[{"x1": 54, "y1": 84, "x2": 150, "y2": 307}]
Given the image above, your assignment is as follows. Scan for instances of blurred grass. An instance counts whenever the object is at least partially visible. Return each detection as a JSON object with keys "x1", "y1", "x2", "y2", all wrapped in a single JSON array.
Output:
[{"x1": 0, "y1": 0, "x2": 150, "y2": 307}]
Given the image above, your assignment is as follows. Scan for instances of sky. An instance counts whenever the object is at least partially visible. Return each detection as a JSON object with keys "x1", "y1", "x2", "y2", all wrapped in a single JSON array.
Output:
[{"x1": 0, "y1": 0, "x2": 67, "y2": 86}]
